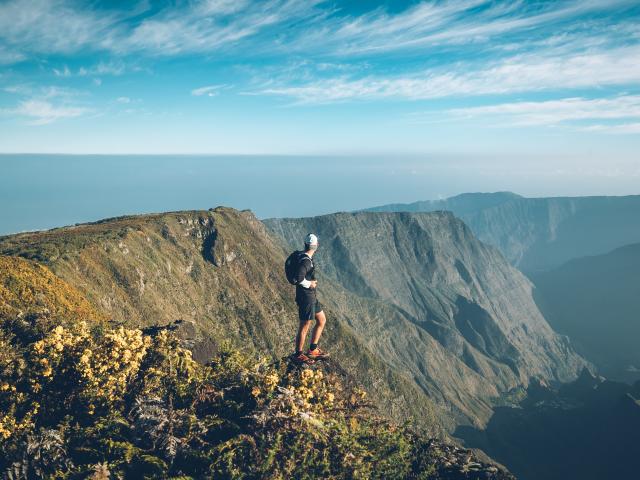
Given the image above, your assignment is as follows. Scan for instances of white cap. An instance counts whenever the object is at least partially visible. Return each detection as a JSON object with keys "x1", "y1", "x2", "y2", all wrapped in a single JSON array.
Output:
[{"x1": 305, "y1": 233, "x2": 318, "y2": 247}]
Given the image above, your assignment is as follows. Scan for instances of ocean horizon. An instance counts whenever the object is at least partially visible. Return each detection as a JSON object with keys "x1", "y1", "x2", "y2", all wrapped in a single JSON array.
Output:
[{"x1": 2, "y1": 153, "x2": 639, "y2": 236}]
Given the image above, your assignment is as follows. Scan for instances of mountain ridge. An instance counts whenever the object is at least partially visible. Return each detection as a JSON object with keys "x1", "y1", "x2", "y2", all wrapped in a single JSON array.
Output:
[
  {"x1": 362, "y1": 192, "x2": 640, "y2": 272},
  {"x1": 0, "y1": 207, "x2": 444, "y2": 433},
  {"x1": 1, "y1": 206, "x2": 589, "y2": 429}
]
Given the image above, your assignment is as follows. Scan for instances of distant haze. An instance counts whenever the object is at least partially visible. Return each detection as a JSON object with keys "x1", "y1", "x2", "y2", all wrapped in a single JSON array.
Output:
[{"x1": 1, "y1": 154, "x2": 639, "y2": 236}]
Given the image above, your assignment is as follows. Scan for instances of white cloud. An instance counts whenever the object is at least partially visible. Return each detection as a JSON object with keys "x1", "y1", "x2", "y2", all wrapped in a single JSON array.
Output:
[
  {"x1": 4, "y1": 84, "x2": 33, "y2": 95},
  {"x1": 0, "y1": 0, "x2": 125, "y2": 56},
  {"x1": 400, "y1": 94, "x2": 640, "y2": 135},
  {"x1": 448, "y1": 96, "x2": 640, "y2": 126},
  {"x1": 44, "y1": 86, "x2": 88, "y2": 101},
  {"x1": 272, "y1": 0, "x2": 637, "y2": 56},
  {"x1": 78, "y1": 61, "x2": 127, "y2": 76},
  {"x1": 579, "y1": 123, "x2": 640, "y2": 134},
  {"x1": 2, "y1": 83, "x2": 91, "y2": 124},
  {"x1": 0, "y1": 44, "x2": 25, "y2": 65},
  {"x1": 191, "y1": 84, "x2": 229, "y2": 96},
  {"x1": 258, "y1": 45, "x2": 640, "y2": 104},
  {"x1": 0, "y1": 0, "x2": 331, "y2": 61},
  {"x1": 116, "y1": 96, "x2": 131, "y2": 103},
  {"x1": 198, "y1": 0, "x2": 250, "y2": 16},
  {"x1": 53, "y1": 65, "x2": 71, "y2": 77},
  {"x1": 0, "y1": 0, "x2": 636, "y2": 66},
  {"x1": 118, "y1": 0, "x2": 325, "y2": 56},
  {"x1": 10, "y1": 99, "x2": 89, "y2": 125},
  {"x1": 4, "y1": 84, "x2": 84, "y2": 100}
]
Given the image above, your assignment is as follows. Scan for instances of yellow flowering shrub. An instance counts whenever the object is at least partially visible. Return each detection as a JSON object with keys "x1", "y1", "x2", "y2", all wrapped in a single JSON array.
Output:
[
  {"x1": 29, "y1": 322, "x2": 151, "y2": 407},
  {"x1": 0, "y1": 402, "x2": 39, "y2": 440},
  {"x1": 131, "y1": 329, "x2": 200, "y2": 401},
  {"x1": 1, "y1": 321, "x2": 443, "y2": 479},
  {"x1": 287, "y1": 368, "x2": 336, "y2": 415}
]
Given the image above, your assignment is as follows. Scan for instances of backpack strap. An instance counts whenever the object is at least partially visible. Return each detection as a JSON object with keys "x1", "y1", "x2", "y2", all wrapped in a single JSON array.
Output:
[{"x1": 300, "y1": 252, "x2": 312, "y2": 266}]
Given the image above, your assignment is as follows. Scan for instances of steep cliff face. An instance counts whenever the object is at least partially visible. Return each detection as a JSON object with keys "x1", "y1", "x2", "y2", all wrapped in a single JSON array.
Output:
[
  {"x1": 265, "y1": 211, "x2": 587, "y2": 425},
  {"x1": 364, "y1": 193, "x2": 640, "y2": 273},
  {"x1": 0, "y1": 207, "x2": 441, "y2": 433}
]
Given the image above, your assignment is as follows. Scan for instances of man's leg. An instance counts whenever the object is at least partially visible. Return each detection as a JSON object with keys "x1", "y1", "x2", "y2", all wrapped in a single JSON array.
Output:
[
  {"x1": 309, "y1": 309, "x2": 326, "y2": 346},
  {"x1": 295, "y1": 319, "x2": 313, "y2": 353}
]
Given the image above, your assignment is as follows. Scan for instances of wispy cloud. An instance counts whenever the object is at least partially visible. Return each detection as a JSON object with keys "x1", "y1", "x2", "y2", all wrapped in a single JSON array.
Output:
[
  {"x1": 116, "y1": 0, "x2": 327, "y2": 56},
  {"x1": 4, "y1": 84, "x2": 85, "y2": 100},
  {"x1": 0, "y1": 0, "x2": 327, "y2": 60},
  {"x1": 259, "y1": 0, "x2": 638, "y2": 59},
  {"x1": 578, "y1": 122, "x2": 640, "y2": 134},
  {"x1": 1, "y1": 0, "x2": 640, "y2": 145},
  {"x1": 257, "y1": 45, "x2": 640, "y2": 104},
  {"x1": 191, "y1": 84, "x2": 229, "y2": 97},
  {"x1": 78, "y1": 61, "x2": 128, "y2": 77},
  {"x1": 3, "y1": 83, "x2": 91, "y2": 124},
  {"x1": 448, "y1": 96, "x2": 640, "y2": 127},
  {"x1": 5, "y1": 0, "x2": 633, "y2": 61},
  {"x1": 0, "y1": 0, "x2": 127, "y2": 56},
  {"x1": 53, "y1": 65, "x2": 72, "y2": 77},
  {"x1": 0, "y1": 44, "x2": 25, "y2": 65},
  {"x1": 10, "y1": 99, "x2": 89, "y2": 125}
]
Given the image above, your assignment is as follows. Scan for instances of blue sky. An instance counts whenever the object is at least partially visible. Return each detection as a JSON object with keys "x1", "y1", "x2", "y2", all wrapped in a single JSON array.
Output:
[{"x1": 0, "y1": 0, "x2": 639, "y2": 163}]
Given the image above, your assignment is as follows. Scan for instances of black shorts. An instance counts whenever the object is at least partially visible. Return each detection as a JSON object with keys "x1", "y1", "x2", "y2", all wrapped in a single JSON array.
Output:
[{"x1": 296, "y1": 297, "x2": 323, "y2": 322}]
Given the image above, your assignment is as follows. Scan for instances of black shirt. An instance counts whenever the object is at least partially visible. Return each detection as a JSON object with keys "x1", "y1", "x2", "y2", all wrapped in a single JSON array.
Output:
[{"x1": 295, "y1": 253, "x2": 316, "y2": 303}]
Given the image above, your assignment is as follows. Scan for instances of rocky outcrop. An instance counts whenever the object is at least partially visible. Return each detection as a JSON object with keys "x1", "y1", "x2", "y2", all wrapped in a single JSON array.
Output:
[{"x1": 424, "y1": 439, "x2": 515, "y2": 480}]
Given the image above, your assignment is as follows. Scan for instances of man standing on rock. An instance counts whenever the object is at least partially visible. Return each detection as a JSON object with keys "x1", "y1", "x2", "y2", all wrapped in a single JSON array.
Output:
[{"x1": 291, "y1": 233, "x2": 330, "y2": 363}]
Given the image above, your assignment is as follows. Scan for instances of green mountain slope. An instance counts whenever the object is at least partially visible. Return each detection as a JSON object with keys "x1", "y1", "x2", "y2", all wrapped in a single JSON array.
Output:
[
  {"x1": 364, "y1": 193, "x2": 640, "y2": 273},
  {"x1": 0, "y1": 208, "x2": 441, "y2": 433},
  {"x1": 265, "y1": 211, "x2": 587, "y2": 426},
  {"x1": 0, "y1": 255, "x2": 515, "y2": 479},
  {"x1": 531, "y1": 242, "x2": 640, "y2": 382}
]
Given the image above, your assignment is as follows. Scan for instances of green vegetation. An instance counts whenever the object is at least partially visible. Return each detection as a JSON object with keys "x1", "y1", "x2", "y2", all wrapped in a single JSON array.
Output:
[
  {"x1": 0, "y1": 314, "x2": 442, "y2": 479},
  {"x1": 0, "y1": 209, "x2": 445, "y2": 432},
  {"x1": 0, "y1": 256, "x2": 103, "y2": 327},
  {"x1": 0, "y1": 216, "x2": 516, "y2": 479},
  {"x1": 0, "y1": 255, "x2": 443, "y2": 479}
]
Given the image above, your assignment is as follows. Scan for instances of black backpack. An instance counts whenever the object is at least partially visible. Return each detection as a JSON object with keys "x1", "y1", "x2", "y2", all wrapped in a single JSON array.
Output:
[{"x1": 284, "y1": 251, "x2": 308, "y2": 285}]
